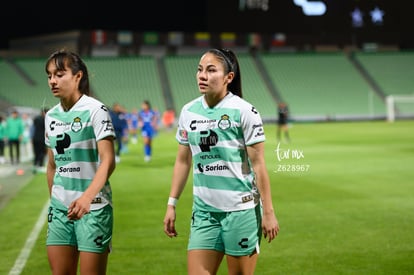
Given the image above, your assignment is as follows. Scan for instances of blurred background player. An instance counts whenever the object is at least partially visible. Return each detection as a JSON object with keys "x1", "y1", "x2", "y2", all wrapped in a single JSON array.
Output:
[
  {"x1": 110, "y1": 102, "x2": 128, "y2": 163},
  {"x1": 5, "y1": 109, "x2": 24, "y2": 165},
  {"x1": 21, "y1": 112, "x2": 33, "y2": 162},
  {"x1": 277, "y1": 102, "x2": 290, "y2": 143},
  {"x1": 31, "y1": 107, "x2": 48, "y2": 173},
  {"x1": 0, "y1": 115, "x2": 5, "y2": 164},
  {"x1": 162, "y1": 108, "x2": 176, "y2": 131},
  {"x1": 138, "y1": 100, "x2": 158, "y2": 162},
  {"x1": 126, "y1": 107, "x2": 139, "y2": 144}
]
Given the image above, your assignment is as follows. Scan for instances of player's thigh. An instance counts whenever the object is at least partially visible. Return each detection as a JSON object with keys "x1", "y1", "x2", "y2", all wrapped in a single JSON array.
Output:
[
  {"x1": 226, "y1": 253, "x2": 258, "y2": 275},
  {"x1": 79, "y1": 250, "x2": 109, "y2": 275},
  {"x1": 188, "y1": 249, "x2": 224, "y2": 275},
  {"x1": 47, "y1": 245, "x2": 79, "y2": 274}
]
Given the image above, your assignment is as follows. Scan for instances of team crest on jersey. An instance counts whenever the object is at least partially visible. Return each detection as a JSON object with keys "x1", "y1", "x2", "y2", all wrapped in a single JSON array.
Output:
[
  {"x1": 71, "y1": 117, "x2": 83, "y2": 132},
  {"x1": 218, "y1": 114, "x2": 231, "y2": 130}
]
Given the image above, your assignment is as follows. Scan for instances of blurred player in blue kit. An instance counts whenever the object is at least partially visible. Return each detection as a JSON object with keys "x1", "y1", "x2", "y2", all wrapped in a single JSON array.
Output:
[{"x1": 138, "y1": 100, "x2": 158, "y2": 162}]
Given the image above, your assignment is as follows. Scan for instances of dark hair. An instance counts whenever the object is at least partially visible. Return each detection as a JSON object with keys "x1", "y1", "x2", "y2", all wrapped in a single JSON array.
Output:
[
  {"x1": 45, "y1": 49, "x2": 90, "y2": 95},
  {"x1": 207, "y1": 48, "x2": 242, "y2": 98},
  {"x1": 143, "y1": 100, "x2": 151, "y2": 109}
]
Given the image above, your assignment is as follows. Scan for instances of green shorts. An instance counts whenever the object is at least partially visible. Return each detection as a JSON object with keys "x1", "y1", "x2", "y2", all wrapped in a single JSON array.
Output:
[
  {"x1": 46, "y1": 203, "x2": 113, "y2": 253},
  {"x1": 188, "y1": 204, "x2": 262, "y2": 256}
]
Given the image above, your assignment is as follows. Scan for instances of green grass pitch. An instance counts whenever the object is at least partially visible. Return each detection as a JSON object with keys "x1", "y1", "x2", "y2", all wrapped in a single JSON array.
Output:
[{"x1": 1, "y1": 120, "x2": 413, "y2": 274}]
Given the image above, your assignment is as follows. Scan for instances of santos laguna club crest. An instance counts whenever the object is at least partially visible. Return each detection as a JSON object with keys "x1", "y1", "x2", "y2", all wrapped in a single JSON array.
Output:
[
  {"x1": 71, "y1": 117, "x2": 83, "y2": 132},
  {"x1": 218, "y1": 114, "x2": 231, "y2": 130}
]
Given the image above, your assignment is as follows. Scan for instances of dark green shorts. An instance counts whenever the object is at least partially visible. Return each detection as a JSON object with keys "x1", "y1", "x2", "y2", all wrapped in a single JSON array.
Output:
[
  {"x1": 46, "y1": 203, "x2": 113, "y2": 253},
  {"x1": 188, "y1": 204, "x2": 262, "y2": 256}
]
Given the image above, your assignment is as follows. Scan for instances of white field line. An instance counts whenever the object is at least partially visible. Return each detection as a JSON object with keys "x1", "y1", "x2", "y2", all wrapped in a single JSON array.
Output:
[{"x1": 8, "y1": 199, "x2": 49, "y2": 275}]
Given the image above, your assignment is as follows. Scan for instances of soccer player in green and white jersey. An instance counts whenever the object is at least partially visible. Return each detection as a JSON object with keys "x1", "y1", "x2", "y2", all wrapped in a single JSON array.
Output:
[
  {"x1": 44, "y1": 49, "x2": 116, "y2": 275},
  {"x1": 163, "y1": 48, "x2": 280, "y2": 275}
]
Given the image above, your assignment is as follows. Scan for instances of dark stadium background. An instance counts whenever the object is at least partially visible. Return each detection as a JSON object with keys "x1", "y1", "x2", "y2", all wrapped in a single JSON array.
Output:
[{"x1": 0, "y1": 0, "x2": 412, "y2": 50}]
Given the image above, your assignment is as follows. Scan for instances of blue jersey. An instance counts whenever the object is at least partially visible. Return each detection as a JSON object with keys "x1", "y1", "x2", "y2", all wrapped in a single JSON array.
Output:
[
  {"x1": 139, "y1": 109, "x2": 157, "y2": 138},
  {"x1": 126, "y1": 112, "x2": 139, "y2": 130},
  {"x1": 110, "y1": 110, "x2": 128, "y2": 137}
]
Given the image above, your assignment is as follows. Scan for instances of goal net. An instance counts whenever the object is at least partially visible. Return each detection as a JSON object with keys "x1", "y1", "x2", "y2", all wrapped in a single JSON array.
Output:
[{"x1": 386, "y1": 94, "x2": 414, "y2": 122}]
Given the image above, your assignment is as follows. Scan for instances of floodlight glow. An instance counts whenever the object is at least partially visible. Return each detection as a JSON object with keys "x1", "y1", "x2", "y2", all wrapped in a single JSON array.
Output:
[{"x1": 293, "y1": 0, "x2": 327, "y2": 16}]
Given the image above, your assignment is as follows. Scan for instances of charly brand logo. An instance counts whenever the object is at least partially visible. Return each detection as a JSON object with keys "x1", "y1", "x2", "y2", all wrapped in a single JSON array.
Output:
[{"x1": 274, "y1": 142, "x2": 310, "y2": 173}]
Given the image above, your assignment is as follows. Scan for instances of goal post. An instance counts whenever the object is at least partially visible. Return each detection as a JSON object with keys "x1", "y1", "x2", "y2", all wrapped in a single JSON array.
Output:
[{"x1": 386, "y1": 94, "x2": 414, "y2": 122}]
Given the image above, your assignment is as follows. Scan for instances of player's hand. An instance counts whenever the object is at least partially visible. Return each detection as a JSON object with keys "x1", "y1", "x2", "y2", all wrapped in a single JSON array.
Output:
[
  {"x1": 163, "y1": 206, "x2": 178, "y2": 238},
  {"x1": 67, "y1": 197, "x2": 91, "y2": 220},
  {"x1": 262, "y1": 213, "x2": 280, "y2": 243}
]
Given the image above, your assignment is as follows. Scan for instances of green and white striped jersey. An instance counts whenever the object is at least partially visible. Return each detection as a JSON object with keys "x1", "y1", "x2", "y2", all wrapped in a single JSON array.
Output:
[
  {"x1": 176, "y1": 92, "x2": 265, "y2": 212},
  {"x1": 45, "y1": 95, "x2": 115, "y2": 210}
]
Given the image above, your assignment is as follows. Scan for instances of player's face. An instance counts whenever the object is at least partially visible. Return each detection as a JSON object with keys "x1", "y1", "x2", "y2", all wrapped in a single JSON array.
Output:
[
  {"x1": 47, "y1": 61, "x2": 82, "y2": 99},
  {"x1": 141, "y1": 102, "x2": 149, "y2": 111},
  {"x1": 197, "y1": 53, "x2": 229, "y2": 97}
]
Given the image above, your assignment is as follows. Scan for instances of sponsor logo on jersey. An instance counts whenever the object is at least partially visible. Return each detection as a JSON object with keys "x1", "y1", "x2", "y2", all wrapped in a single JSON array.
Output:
[
  {"x1": 55, "y1": 133, "x2": 71, "y2": 154},
  {"x1": 197, "y1": 163, "x2": 229, "y2": 173},
  {"x1": 254, "y1": 130, "x2": 265, "y2": 138},
  {"x1": 102, "y1": 119, "x2": 113, "y2": 131},
  {"x1": 253, "y1": 125, "x2": 265, "y2": 138},
  {"x1": 252, "y1": 123, "x2": 263, "y2": 129},
  {"x1": 55, "y1": 156, "x2": 72, "y2": 162},
  {"x1": 199, "y1": 130, "x2": 218, "y2": 152},
  {"x1": 190, "y1": 119, "x2": 217, "y2": 130},
  {"x1": 49, "y1": 120, "x2": 71, "y2": 131},
  {"x1": 58, "y1": 166, "x2": 81, "y2": 173},
  {"x1": 200, "y1": 154, "x2": 221, "y2": 160}
]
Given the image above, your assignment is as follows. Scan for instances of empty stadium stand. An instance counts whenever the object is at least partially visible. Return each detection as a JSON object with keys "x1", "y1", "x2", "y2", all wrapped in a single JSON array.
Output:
[
  {"x1": 1, "y1": 51, "x2": 413, "y2": 122},
  {"x1": 259, "y1": 52, "x2": 387, "y2": 121}
]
